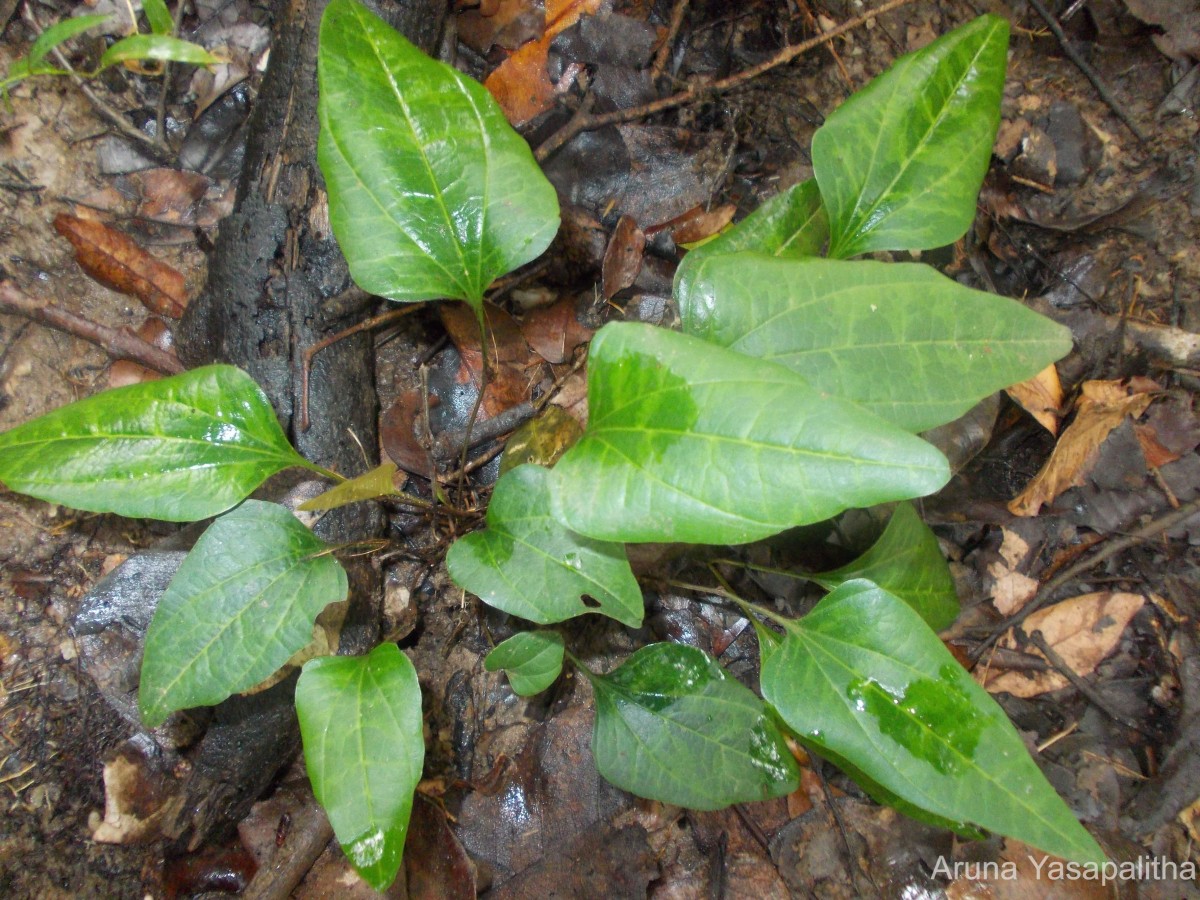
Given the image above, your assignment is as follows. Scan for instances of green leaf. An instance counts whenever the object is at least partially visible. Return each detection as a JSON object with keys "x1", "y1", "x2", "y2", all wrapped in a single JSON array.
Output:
[
  {"x1": 812, "y1": 503, "x2": 958, "y2": 630},
  {"x1": 98, "y1": 34, "x2": 218, "y2": 69},
  {"x1": 759, "y1": 579, "x2": 1107, "y2": 864},
  {"x1": 588, "y1": 643, "x2": 799, "y2": 810},
  {"x1": 674, "y1": 179, "x2": 828, "y2": 307},
  {"x1": 446, "y1": 464, "x2": 643, "y2": 627},
  {"x1": 550, "y1": 322, "x2": 949, "y2": 545},
  {"x1": 142, "y1": 0, "x2": 175, "y2": 35},
  {"x1": 299, "y1": 461, "x2": 398, "y2": 511},
  {"x1": 813, "y1": 15, "x2": 1009, "y2": 258},
  {"x1": 317, "y1": 0, "x2": 559, "y2": 309},
  {"x1": 29, "y1": 14, "x2": 112, "y2": 68},
  {"x1": 0, "y1": 365, "x2": 313, "y2": 521},
  {"x1": 138, "y1": 500, "x2": 348, "y2": 726},
  {"x1": 485, "y1": 631, "x2": 565, "y2": 696},
  {"x1": 680, "y1": 255, "x2": 1072, "y2": 433},
  {"x1": 297, "y1": 644, "x2": 424, "y2": 892}
]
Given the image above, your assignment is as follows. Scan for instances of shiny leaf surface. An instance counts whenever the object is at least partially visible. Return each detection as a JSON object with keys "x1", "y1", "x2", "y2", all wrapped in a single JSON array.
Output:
[
  {"x1": 0, "y1": 365, "x2": 311, "y2": 521},
  {"x1": 813, "y1": 503, "x2": 959, "y2": 630},
  {"x1": 447, "y1": 464, "x2": 643, "y2": 627},
  {"x1": 760, "y1": 580, "x2": 1106, "y2": 864},
  {"x1": 550, "y1": 322, "x2": 949, "y2": 544},
  {"x1": 813, "y1": 15, "x2": 1008, "y2": 258},
  {"x1": 485, "y1": 631, "x2": 565, "y2": 696},
  {"x1": 139, "y1": 501, "x2": 348, "y2": 726},
  {"x1": 297, "y1": 644, "x2": 424, "y2": 891},
  {"x1": 318, "y1": 0, "x2": 559, "y2": 308},
  {"x1": 99, "y1": 34, "x2": 219, "y2": 69},
  {"x1": 681, "y1": 255, "x2": 1071, "y2": 433},
  {"x1": 589, "y1": 643, "x2": 799, "y2": 810}
]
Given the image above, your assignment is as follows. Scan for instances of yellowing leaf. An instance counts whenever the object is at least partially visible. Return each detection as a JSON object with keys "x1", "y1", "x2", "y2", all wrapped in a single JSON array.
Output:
[
  {"x1": 1008, "y1": 378, "x2": 1159, "y2": 517},
  {"x1": 980, "y1": 592, "x2": 1146, "y2": 697},
  {"x1": 1006, "y1": 363, "x2": 1063, "y2": 435}
]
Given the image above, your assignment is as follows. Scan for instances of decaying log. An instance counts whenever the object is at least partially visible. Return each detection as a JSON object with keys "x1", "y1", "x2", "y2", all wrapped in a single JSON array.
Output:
[{"x1": 154, "y1": 0, "x2": 446, "y2": 847}]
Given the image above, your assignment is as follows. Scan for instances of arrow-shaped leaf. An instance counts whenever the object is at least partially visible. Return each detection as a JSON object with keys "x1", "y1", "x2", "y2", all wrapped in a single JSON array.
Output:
[
  {"x1": 588, "y1": 643, "x2": 799, "y2": 810},
  {"x1": 0, "y1": 365, "x2": 314, "y2": 521},
  {"x1": 759, "y1": 579, "x2": 1106, "y2": 864},
  {"x1": 447, "y1": 464, "x2": 643, "y2": 627},
  {"x1": 297, "y1": 644, "x2": 424, "y2": 892},
  {"x1": 812, "y1": 503, "x2": 958, "y2": 630},
  {"x1": 813, "y1": 15, "x2": 1009, "y2": 258},
  {"x1": 681, "y1": 255, "x2": 1071, "y2": 434},
  {"x1": 139, "y1": 501, "x2": 348, "y2": 726},
  {"x1": 318, "y1": 0, "x2": 559, "y2": 309},
  {"x1": 550, "y1": 322, "x2": 949, "y2": 545},
  {"x1": 485, "y1": 631, "x2": 565, "y2": 696}
]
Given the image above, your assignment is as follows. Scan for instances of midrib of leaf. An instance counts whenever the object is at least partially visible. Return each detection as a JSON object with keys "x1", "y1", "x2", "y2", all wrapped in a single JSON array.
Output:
[
  {"x1": 449, "y1": 71, "x2": 491, "y2": 305},
  {"x1": 789, "y1": 626, "x2": 1074, "y2": 837},
  {"x1": 835, "y1": 26, "x2": 997, "y2": 254},
  {"x1": 149, "y1": 549, "x2": 316, "y2": 704},
  {"x1": 355, "y1": 664, "x2": 375, "y2": 830},
  {"x1": 498, "y1": 525, "x2": 630, "y2": 608},
  {"x1": 774, "y1": 206, "x2": 826, "y2": 255}
]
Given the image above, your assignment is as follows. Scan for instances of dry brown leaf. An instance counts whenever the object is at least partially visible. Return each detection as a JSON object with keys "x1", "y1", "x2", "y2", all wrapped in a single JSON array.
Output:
[
  {"x1": 979, "y1": 592, "x2": 1145, "y2": 697},
  {"x1": 1132, "y1": 422, "x2": 1181, "y2": 469},
  {"x1": 520, "y1": 296, "x2": 593, "y2": 364},
  {"x1": 54, "y1": 214, "x2": 188, "y2": 318},
  {"x1": 987, "y1": 528, "x2": 1039, "y2": 616},
  {"x1": 601, "y1": 215, "x2": 645, "y2": 299},
  {"x1": 1008, "y1": 378, "x2": 1159, "y2": 517},
  {"x1": 438, "y1": 302, "x2": 533, "y2": 416},
  {"x1": 1006, "y1": 363, "x2": 1064, "y2": 435},
  {"x1": 484, "y1": 0, "x2": 604, "y2": 125}
]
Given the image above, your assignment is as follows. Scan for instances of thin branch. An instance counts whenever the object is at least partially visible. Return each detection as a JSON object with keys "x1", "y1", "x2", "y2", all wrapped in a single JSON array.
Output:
[
  {"x1": 535, "y1": 0, "x2": 919, "y2": 162},
  {"x1": 650, "y1": 0, "x2": 691, "y2": 82},
  {"x1": 0, "y1": 280, "x2": 185, "y2": 374}
]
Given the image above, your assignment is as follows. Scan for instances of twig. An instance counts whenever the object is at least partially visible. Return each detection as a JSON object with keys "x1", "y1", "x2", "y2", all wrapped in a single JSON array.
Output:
[
  {"x1": 971, "y1": 496, "x2": 1200, "y2": 661},
  {"x1": 1028, "y1": 629, "x2": 1151, "y2": 735},
  {"x1": 535, "y1": 0, "x2": 918, "y2": 162},
  {"x1": 0, "y1": 280, "x2": 185, "y2": 374},
  {"x1": 242, "y1": 803, "x2": 334, "y2": 900},
  {"x1": 650, "y1": 0, "x2": 691, "y2": 82},
  {"x1": 1026, "y1": 0, "x2": 1148, "y2": 144},
  {"x1": 299, "y1": 304, "x2": 418, "y2": 431}
]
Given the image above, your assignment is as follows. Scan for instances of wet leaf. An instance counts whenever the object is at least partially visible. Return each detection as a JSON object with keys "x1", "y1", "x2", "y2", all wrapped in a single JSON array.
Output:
[
  {"x1": 1, "y1": 14, "x2": 109, "y2": 92},
  {"x1": 0, "y1": 365, "x2": 312, "y2": 521},
  {"x1": 601, "y1": 215, "x2": 645, "y2": 299},
  {"x1": 981, "y1": 592, "x2": 1146, "y2": 698},
  {"x1": 485, "y1": 631, "x2": 565, "y2": 696},
  {"x1": 299, "y1": 462, "x2": 399, "y2": 511},
  {"x1": 499, "y1": 405, "x2": 583, "y2": 474},
  {"x1": 588, "y1": 643, "x2": 799, "y2": 810},
  {"x1": 138, "y1": 500, "x2": 348, "y2": 726},
  {"x1": 550, "y1": 322, "x2": 950, "y2": 545},
  {"x1": 297, "y1": 644, "x2": 424, "y2": 892},
  {"x1": 318, "y1": 0, "x2": 559, "y2": 310},
  {"x1": 447, "y1": 464, "x2": 643, "y2": 627},
  {"x1": 681, "y1": 255, "x2": 1071, "y2": 434},
  {"x1": 1009, "y1": 378, "x2": 1159, "y2": 517},
  {"x1": 813, "y1": 15, "x2": 1009, "y2": 258},
  {"x1": 54, "y1": 213, "x2": 188, "y2": 317},
  {"x1": 674, "y1": 179, "x2": 828, "y2": 310},
  {"x1": 759, "y1": 579, "x2": 1106, "y2": 864},
  {"x1": 812, "y1": 503, "x2": 958, "y2": 630},
  {"x1": 1006, "y1": 363, "x2": 1064, "y2": 435},
  {"x1": 99, "y1": 34, "x2": 219, "y2": 70},
  {"x1": 142, "y1": 0, "x2": 175, "y2": 36}
]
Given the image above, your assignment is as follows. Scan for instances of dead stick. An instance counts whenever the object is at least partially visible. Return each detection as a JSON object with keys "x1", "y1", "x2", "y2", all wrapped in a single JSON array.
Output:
[
  {"x1": 971, "y1": 496, "x2": 1200, "y2": 661},
  {"x1": 0, "y1": 281, "x2": 185, "y2": 374},
  {"x1": 650, "y1": 0, "x2": 691, "y2": 82},
  {"x1": 1026, "y1": 0, "x2": 1148, "y2": 144},
  {"x1": 535, "y1": 0, "x2": 918, "y2": 162},
  {"x1": 242, "y1": 803, "x2": 334, "y2": 900},
  {"x1": 1028, "y1": 630, "x2": 1151, "y2": 735}
]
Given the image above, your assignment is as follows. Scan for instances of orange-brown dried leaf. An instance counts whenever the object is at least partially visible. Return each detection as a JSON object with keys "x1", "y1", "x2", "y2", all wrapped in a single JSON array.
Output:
[
  {"x1": 521, "y1": 297, "x2": 594, "y2": 364},
  {"x1": 1006, "y1": 363, "x2": 1063, "y2": 435},
  {"x1": 979, "y1": 592, "x2": 1146, "y2": 697},
  {"x1": 1133, "y1": 422, "x2": 1181, "y2": 469},
  {"x1": 54, "y1": 213, "x2": 188, "y2": 318},
  {"x1": 601, "y1": 215, "x2": 645, "y2": 299},
  {"x1": 484, "y1": 0, "x2": 603, "y2": 125},
  {"x1": 1008, "y1": 378, "x2": 1159, "y2": 517}
]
